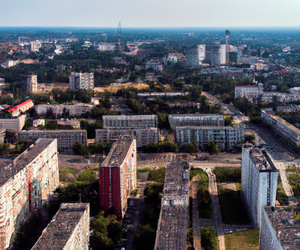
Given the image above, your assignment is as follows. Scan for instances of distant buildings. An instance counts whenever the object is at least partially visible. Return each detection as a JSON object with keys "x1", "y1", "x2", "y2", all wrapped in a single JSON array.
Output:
[
  {"x1": 103, "y1": 115, "x2": 158, "y2": 128},
  {"x1": 94, "y1": 43, "x2": 116, "y2": 51},
  {"x1": 0, "y1": 59, "x2": 19, "y2": 68},
  {"x1": 96, "y1": 127, "x2": 159, "y2": 147},
  {"x1": 175, "y1": 126, "x2": 244, "y2": 151},
  {"x1": 168, "y1": 114, "x2": 225, "y2": 130},
  {"x1": 30, "y1": 40, "x2": 42, "y2": 52},
  {"x1": 259, "y1": 206, "x2": 300, "y2": 250},
  {"x1": 0, "y1": 138, "x2": 59, "y2": 249},
  {"x1": 154, "y1": 161, "x2": 189, "y2": 250},
  {"x1": 261, "y1": 109, "x2": 300, "y2": 147},
  {"x1": 21, "y1": 74, "x2": 38, "y2": 93},
  {"x1": 18, "y1": 130, "x2": 87, "y2": 152},
  {"x1": 185, "y1": 45, "x2": 206, "y2": 68},
  {"x1": 35, "y1": 104, "x2": 93, "y2": 117},
  {"x1": 241, "y1": 144, "x2": 278, "y2": 228},
  {"x1": 235, "y1": 85, "x2": 262, "y2": 99},
  {"x1": 135, "y1": 60, "x2": 164, "y2": 71},
  {"x1": 137, "y1": 92, "x2": 188, "y2": 98},
  {"x1": 32, "y1": 203, "x2": 90, "y2": 250},
  {"x1": 99, "y1": 136, "x2": 137, "y2": 219},
  {"x1": 69, "y1": 72, "x2": 94, "y2": 91}
]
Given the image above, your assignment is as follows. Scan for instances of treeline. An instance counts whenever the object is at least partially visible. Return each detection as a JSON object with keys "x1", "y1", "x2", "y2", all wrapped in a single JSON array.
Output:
[
  {"x1": 73, "y1": 142, "x2": 111, "y2": 155},
  {"x1": 213, "y1": 167, "x2": 241, "y2": 183},
  {"x1": 142, "y1": 141, "x2": 178, "y2": 153}
]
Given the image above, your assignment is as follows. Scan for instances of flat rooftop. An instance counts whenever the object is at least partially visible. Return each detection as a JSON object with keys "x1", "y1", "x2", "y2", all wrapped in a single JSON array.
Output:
[
  {"x1": 0, "y1": 138, "x2": 55, "y2": 186},
  {"x1": 264, "y1": 206, "x2": 300, "y2": 249},
  {"x1": 169, "y1": 113, "x2": 224, "y2": 118},
  {"x1": 248, "y1": 147, "x2": 277, "y2": 172},
  {"x1": 19, "y1": 129, "x2": 87, "y2": 133},
  {"x1": 32, "y1": 203, "x2": 89, "y2": 250},
  {"x1": 103, "y1": 114, "x2": 157, "y2": 119},
  {"x1": 101, "y1": 135, "x2": 134, "y2": 168},
  {"x1": 175, "y1": 126, "x2": 241, "y2": 130}
]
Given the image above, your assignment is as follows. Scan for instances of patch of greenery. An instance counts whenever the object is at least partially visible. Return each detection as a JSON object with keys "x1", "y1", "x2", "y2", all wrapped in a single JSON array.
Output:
[
  {"x1": 190, "y1": 167, "x2": 208, "y2": 181},
  {"x1": 244, "y1": 134, "x2": 255, "y2": 144},
  {"x1": 205, "y1": 140, "x2": 221, "y2": 153},
  {"x1": 59, "y1": 168, "x2": 76, "y2": 182},
  {"x1": 142, "y1": 141, "x2": 178, "y2": 153},
  {"x1": 198, "y1": 180, "x2": 213, "y2": 219},
  {"x1": 225, "y1": 229, "x2": 259, "y2": 250},
  {"x1": 287, "y1": 173, "x2": 300, "y2": 200},
  {"x1": 137, "y1": 167, "x2": 152, "y2": 172},
  {"x1": 201, "y1": 227, "x2": 217, "y2": 250},
  {"x1": 213, "y1": 167, "x2": 241, "y2": 183},
  {"x1": 276, "y1": 174, "x2": 289, "y2": 206},
  {"x1": 147, "y1": 168, "x2": 166, "y2": 183}
]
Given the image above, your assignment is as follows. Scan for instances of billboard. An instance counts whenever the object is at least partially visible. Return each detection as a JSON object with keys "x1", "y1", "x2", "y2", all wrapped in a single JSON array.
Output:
[{"x1": 198, "y1": 45, "x2": 206, "y2": 61}]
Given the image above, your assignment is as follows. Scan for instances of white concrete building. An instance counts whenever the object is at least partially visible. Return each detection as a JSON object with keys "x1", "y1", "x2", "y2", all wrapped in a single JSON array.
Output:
[
  {"x1": 95, "y1": 127, "x2": 159, "y2": 147},
  {"x1": 103, "y1": 115, "x2": 158, "y2": 128},
  {"x1": 21, "y1": 74, "x2": 38, "y2": 93},
  {"x1": 168, "y1": 114, "x2": 224, "y2": 130},
  {"x1": 185, "y1": 45, "x2": 206, "y2": 68},
  {"x1": 219, "y1": 44, "x2": 227, "y2": 64},
  {"x1": 241, "y1": 144, "x2": 278, "y2": 228},
  {"x1": 69, "y1": 72, "x2": 94, "y2": 91},
  {"x1": 235, "y1": 85, "x2": 261, "y2": 99},
  {"x1": 0, "y1": 114, "x2": 26, "y2": 132},
  {"x1": 35, "y1": 104, "x2": 93, "y2": 117},
  {"x1": 175, "y1": 126, "x2": 244, "y2": 151}
]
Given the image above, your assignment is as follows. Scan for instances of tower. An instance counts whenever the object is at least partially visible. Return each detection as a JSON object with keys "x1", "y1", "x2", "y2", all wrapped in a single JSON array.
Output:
[
  {"x1": 118, "y1": 21, "x2": 122, "y2": 54},
  {"x1": 225, "y1": 30, "x2": 231, "y2": 63}
]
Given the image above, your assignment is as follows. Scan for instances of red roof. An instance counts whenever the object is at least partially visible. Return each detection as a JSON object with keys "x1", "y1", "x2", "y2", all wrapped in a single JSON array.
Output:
[{"x1": 8, "y1": 99, "x2": 33, "y2": 112}]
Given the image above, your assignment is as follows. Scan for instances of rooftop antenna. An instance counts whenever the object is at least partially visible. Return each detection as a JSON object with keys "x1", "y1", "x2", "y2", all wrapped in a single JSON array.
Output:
[{"x1": 118, "y1": 21, "x2": 122, "y2": 54}]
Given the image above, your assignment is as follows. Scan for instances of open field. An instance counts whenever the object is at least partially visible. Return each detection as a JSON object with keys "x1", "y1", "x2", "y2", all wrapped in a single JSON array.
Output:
[
  {"x1": 225, "y1": 229, "x2": 259, "y2": 250},
  {"x1": 94, "y1": 82, "x2": 149, "y2": 93}
]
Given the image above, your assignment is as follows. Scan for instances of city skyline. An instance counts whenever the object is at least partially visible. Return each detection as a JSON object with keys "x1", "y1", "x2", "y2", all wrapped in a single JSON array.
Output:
[{"x1": 1, "y1": 0, "x2": 300, "y2": 27}]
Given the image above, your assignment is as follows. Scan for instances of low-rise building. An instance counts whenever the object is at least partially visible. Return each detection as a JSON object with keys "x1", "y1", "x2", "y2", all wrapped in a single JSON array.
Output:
[
  {"x1": 103, "y1": 115, "x2": 158, "y2": 128},
  {"x1": 35, "y1": 104, "x2": 93, "y2": 117},
  {"x1": 0, "y1": 138, "x2": 59, "y2": 249},
  {"x1": 235, "y1": 85, "x2": 261, "y2": 99},
  {"x1": 0, "y1": 114, "x2": 26, "y2": 132},
  {"x1": 168, "y1": 114, "x2": 225, "y2": 130},
  {"x1": 69, "y1": 72, "x2": 94, "y2": 91},
  {"x1": 175, "y1": 126, "x2": 244, "y2": 151},
  {"x1": 100, "y1": 136, "x2": 136, "y2": 219},
  {"x1": 96, "y1": 127, "x2": 159, "y2": 147},
  {"x1": 32, "y1": 203, "x2": 90, "y2": 250},
  {"x1": 18, "y1": 130, "x2": 87, "y2": 152},
  {"x1": 259, "y1": 206, "x2": 300, "y2": 250},
  {"x1": 261, "y1": 110, "x2": 300, "y2": 147},
  {"x1": 7, "y1": 99, "x2": 34, "y2": 116},
  {"x1": 241, "y1": 144, "x2": 278, "y2": 228}
]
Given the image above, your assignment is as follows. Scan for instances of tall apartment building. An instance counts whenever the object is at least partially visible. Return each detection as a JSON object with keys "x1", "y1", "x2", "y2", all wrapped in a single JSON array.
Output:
[
  {"x1": 21, "y1": 74, "x2": 38, "y2": 93},
  {"x1": 35, "y1": 103, "x2": 93, "y2": 117},
  {"x1": 0, "y1": 138, "x2": 59, "y2": 249},
  {"x1": 18, "y1": 130, "x2": 87, "y2": 152},
  {"x1": 168, "y1": 114, "x2": 224, "y2": 130},
  {"x1": 103, "y1": 115, "x2": 158, "y2": 128},
  {"x1": 154, "y1": 161, "x2": 189, "y2": 250},
  {"x1": 69, "y1": 72, "x2": 94, "y2": 91},
  {"x1": 95, "y1": 127, "x2": 159, "y2": 147},
  {"x1": 235, "y1": 85, "x2": 261, "y2": 99},
  {"x1": 99, "y1": 136, "x2": 136, "y2": 219},
  {"x1": 219, "y1": 44, "x2": 226, "y2": 64},
  {"x1": 32, "y1": 203, "x2": 90, "y2": 250},
  {"x1": 175, "y1": 126, "x2": 244, "y2": 151},
  {"x1": 259, "y1": 206, "x2": 300, "y2": 250},
  {"x1": 261, "y1": 109, "x2": 300, "y2": 147},
  {"x1": 185, "y1": 45, "x2": 206, "y2": 68},
  {"x1": 241, "y1": 144, "x2": 278, "y2": 228}
]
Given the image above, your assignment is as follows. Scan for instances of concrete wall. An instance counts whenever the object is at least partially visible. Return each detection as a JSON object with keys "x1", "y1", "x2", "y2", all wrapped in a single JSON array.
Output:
[{"x1": 0, "y1": 114, "x2": 26, "y2": 132}]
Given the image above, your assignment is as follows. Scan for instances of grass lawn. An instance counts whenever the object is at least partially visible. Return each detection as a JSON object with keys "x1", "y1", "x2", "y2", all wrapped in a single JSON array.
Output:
[{"x1": 225, "y1": 229, "x2": 259, "y2": 250}]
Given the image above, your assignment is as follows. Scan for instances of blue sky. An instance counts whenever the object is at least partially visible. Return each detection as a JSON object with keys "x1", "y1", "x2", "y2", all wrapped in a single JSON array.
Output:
[{"x1": 1, "y1": 0, "x2": 300, "y2": 27}]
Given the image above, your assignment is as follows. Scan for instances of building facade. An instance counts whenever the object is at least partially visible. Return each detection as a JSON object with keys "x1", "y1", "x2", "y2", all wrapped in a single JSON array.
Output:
[
  {"x1": 99, "y1": 136, "x2": 137, "y2": 219},
  {"x1": 261, "y1": 110, "x2": 300, "y2": 147},
  {"x1": 0, "y1": 114, "x2": 26, "y2": 132},
  {"x1": 175, "y1": 126, "x2": 244, "y2": 151},
  {"x1": 69, "y1": 72, "x2": 94, "y2": 91},
  {"x1": 185, "y1": 45, "x2": 206, "y2": 68},
  {"x1": 103, "y1": 115, "x2": 158, "y2": 128},
  {"x1": 154, "y1": 161, "x2": 189, "y2": 250},
  {"x1": 18, "y1": 130, "x2": 87, "y2": 152},
  {"x1": 0, "y1": 138, "x2": 59, "y2": 249},
  {"x1": 168, "y1": 114, "x2": 225, "y2": 130},
  {"x1": 35, "y1": 104, "x2": 93, "y2": 117},
  {"x1": 259, "y1": 206, "x2": 300, "y2": 250},
  {"x1": 235, "y1": 85, "x2": 261, "y2": 99},
  {"x1": 95, "y1": 127, "x2": 159, "y2": 147},
  {"x1": 32, "y1": 203, "x2": 90, "y2": 250},
  {"x1": 21, "y1": 74, "x2": 38, "y2": 93},
  {"x1": 241, "y1": 145, "x2": 278, "y2": 228}
]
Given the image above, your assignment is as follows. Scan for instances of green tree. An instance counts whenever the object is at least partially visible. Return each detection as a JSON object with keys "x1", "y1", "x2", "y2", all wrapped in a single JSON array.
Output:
[
  {"x1": 185, "y1": 141, "x2": 198, "y2": 153},
  {"x1": 73, "y1": 142, "x2": 89, "y2": 155},
  {"x1": 205, "y1": 140, "x2": 221, "y2": 153}
]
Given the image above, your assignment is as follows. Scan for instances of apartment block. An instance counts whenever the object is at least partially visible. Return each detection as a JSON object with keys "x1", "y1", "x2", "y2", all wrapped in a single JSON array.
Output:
[
  {"x1": 103, "y1": 115, "x2": 158, "y2": 128},
  {"x1": 0, "y1": 138, "x2": 59, "y2": 249},
  {"x1": 69, "y1": 72, "x2": 94, "y2": 91},
  {"x1": 235, "y1": 85, "x2": 261, "y2": 99},
  {"x1": 241, "y1": 144, "x2": 278, "y2": 228},
  {"x1": 0, "y1": 114, "x2": 26, "y2": 132},
  {"x1": 259, "y1": 206, "x2": 300, "y2": 250},
  {"x1": 99, "y1": 136, "x2": 136, "y2": 219},
  {"x1": 175, "y1": 126, "x2": 244, "y2": 151},
  {"x1": 35, "y1": 104, "x2": 93, "y2": 117},
  {"x1": 18, "y1": 130, "x2": 87, "y2": 152},
  {"x1": 185, "y1": 45, "x2": 206, "y2": 68},
  {"x1": 261, "y1": 109, "x2": 300, "y2": 147},
  {"x1": 21, "y1": 74, "x2": 38, "y2": 93},
  {"x1": 95, "y1": 127, "x2": 158, "y2": 147},
  {"x1": 32, "y1": 203, "x2": 90, "y2": 250},
  {"x1": 154, "y1": 161, "x2": 189, "y2": 250},
  {"x1": 168, "y1": 114, "x2": 225, "y2": 130}
]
